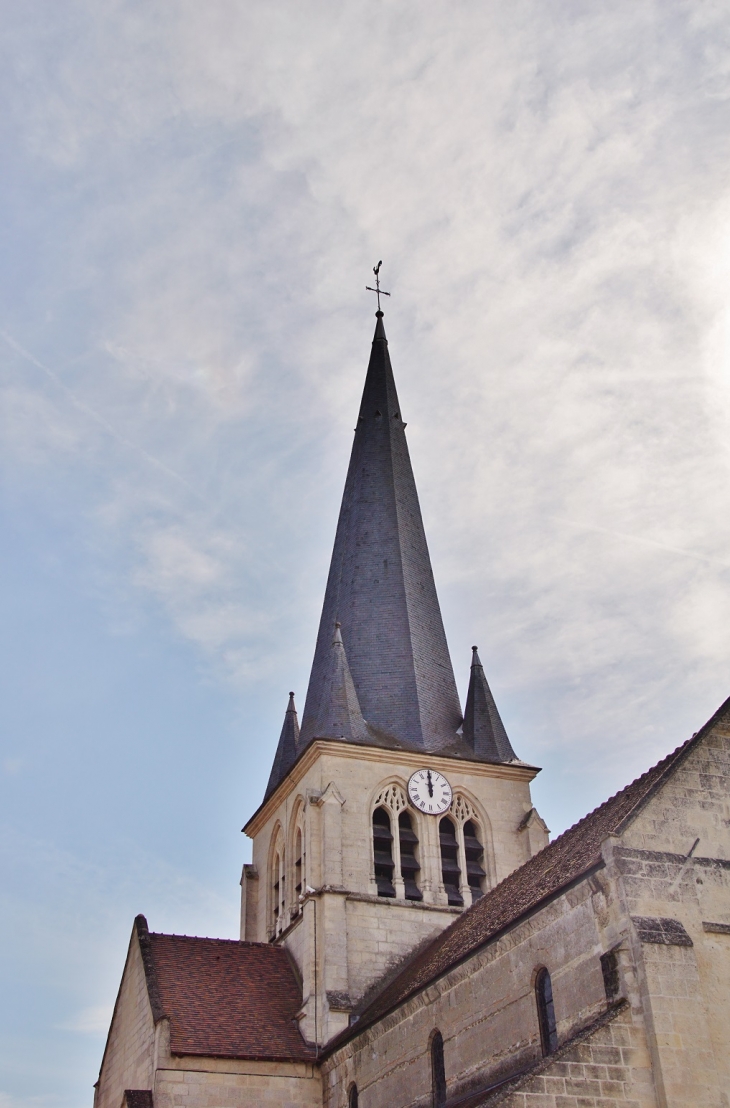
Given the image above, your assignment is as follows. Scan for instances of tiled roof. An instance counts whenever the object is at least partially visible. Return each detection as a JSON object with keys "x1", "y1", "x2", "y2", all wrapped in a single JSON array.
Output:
[
  {"x1": 136, "y1": 918, "x2": 315, "y2": 1062},
  {"x1": 329, "y1": 696, "x2": 730, "y2": 1050}
]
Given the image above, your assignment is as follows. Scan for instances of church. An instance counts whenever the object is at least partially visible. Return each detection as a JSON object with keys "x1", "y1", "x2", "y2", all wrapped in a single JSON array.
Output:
[{"x1": 94, "y1": 304, "x2": 730, "y2": 1108}]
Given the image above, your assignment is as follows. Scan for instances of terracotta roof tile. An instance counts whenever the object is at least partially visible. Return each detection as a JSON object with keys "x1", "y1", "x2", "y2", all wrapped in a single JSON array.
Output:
[
  {"x1": 330, "y1": 696, "x2": 730, "y2": 1050},
  {"x1": 140, "y1": 925, "x2": 315, "y2": 1062}
]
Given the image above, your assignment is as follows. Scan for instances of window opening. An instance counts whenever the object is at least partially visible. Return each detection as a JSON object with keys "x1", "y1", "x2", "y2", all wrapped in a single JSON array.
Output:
[
  {"x1": 431, "y1": 1030, "x2": 446, "y2": 1108},
  {"x1": 600, "y1": 950, "x2": 620, "y2": 1003},
  {"x1": 372, "y1": 807, "x2": 396, "y2": 897},
  {"x1": 398, "y1": 810, "x2": 422, "y2": 901},
  {"x1": 439, "y1": 816, "x2": 463, "y2": 906},
  {"x1": 348, "y1": 1083, "x2": 358, "y2": 1108},
  {"x1": 272, "y1": 851, "x2": 281, "y2": 934},
  {"x1": 463, "y1": 819, "x2": 486, "y2": 901},
  {"x1": 535, "y1": 967, "x2": 558, "y2": 1054},
  {"x1": 293, "y1": 828, "x2": 303, "y2": 917}
]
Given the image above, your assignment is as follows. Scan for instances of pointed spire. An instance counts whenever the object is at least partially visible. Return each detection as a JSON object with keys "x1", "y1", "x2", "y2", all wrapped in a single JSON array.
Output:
[
  {"x1": 462, "y1": 647, "x2": 517, "y2": 762},
  {"x1": 312, "y1": 623, "x2": 369, "y2": 742},
  {"x1": 264, "y1": 692, "x2": 300, "y2": 799},
  {"x1": 298, "y1": 312, "x2": 464, "y2": 756}
]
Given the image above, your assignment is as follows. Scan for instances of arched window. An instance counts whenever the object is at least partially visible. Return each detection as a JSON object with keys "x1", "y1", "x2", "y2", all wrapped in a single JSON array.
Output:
[
  {"x1": 398, "y1": 810, "x2": 422, "y2": 901},
  {"x1": 372, "y1": 807, "x2": 395, "y2": 897},
  {"x1": 294, "y1": 827, "x2": 304, "y2": 911},
  {"x1": 430, "y1": 1030, "x2": 446, "y2": 1108},
  {"x1": 463, "y1": 819, "x2": 486, "y2": 901},
  {"x1": 535, "y1": 967, "x2": 558, "y2": 1055},
  {"x1": 600, "y1": 950, "x2": 620, "y2": 1002},
  {"x1": 348, "y1": 1083, "x2": 359, "y2": 1108},
  {"x1": 272, "y1": 850, "x2": 283, "y2": 936},
  {"x1": 439, "y1": 816, "x2": 463, "y2": 906}
]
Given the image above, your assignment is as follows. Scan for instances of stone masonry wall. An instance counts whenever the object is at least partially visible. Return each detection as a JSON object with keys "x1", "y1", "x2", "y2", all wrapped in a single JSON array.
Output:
[
  {"x1": 153, "y1": 1057, "x2": 321, "y2": 1108},
  {"x1": 483, "y1": 1004, "x2": 656, "y2": 1108},
  {"x1": 95, "y1": 935, "x2": 156, "y2": 1108},
  {"x1": 322, "y1": 872, "x2": 625, "y2": 1108}
]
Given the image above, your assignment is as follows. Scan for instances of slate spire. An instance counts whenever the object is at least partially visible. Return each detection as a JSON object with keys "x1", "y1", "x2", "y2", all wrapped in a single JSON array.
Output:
[
  {"x1": 298, "y1": 310, "x2": 464, "y2": 754},
  {"x1": 462, "y1": 646, "x2": 517, "y2": 762},
  {"x1": 264, "y1": 692, "x2": 300, "y2": 799}
]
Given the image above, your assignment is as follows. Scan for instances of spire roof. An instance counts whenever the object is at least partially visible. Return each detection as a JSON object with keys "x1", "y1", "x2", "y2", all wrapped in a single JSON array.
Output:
[
  {"x1": 462, "y1": 647, "x2": 517, "y2": 762},
  {"x1": 264, "y1": 692, "x2": 300, "y2": 799},
  {"x1": 297, "y1": 311, "x2": 465, "y2": 760}
]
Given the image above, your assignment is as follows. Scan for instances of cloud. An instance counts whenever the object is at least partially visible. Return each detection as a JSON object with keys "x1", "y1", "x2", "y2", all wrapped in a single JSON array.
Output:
[{"x1": 2, "y1": 6, "x2": 730, "y2": 1102}]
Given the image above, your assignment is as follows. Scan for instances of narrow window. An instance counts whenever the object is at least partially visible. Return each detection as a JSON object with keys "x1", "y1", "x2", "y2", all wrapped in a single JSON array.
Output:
[
  {"x1": 372, "y1": 807, "x2": 396, "y2": 897},
  {"x1": 439, "y1": 816, "x2": 463, "y2": 906},
  {"x1": 431, "y1": 1030, "x2": 446, "y2": 1108},
  {"x1": 348, "y1": 1083, "x2": 358, "y2": 1108},
  {"x1": 600, "y1": 950, "x2": 620, "y2": 1002},
  {"x1": 399, "y1": 811, "x2": 422, "y2": 901},
  {"x1": 293, "y1": 828, "x2": 303, "y2": 916},
  {"x1": 272, "y1": 851, "x2": 281, "y2": 934},
  {"x1": 463, "y1": 819, "x2": 486, "y2": 901},
  {"x1": 535, "y1": 967, "x2": 558, "y2": 1055}
]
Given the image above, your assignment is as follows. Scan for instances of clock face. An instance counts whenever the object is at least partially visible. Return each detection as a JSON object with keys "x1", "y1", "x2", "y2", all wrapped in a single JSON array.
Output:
[{"x1": 408, "y1": 768, "x2": 452, "y2": 815}]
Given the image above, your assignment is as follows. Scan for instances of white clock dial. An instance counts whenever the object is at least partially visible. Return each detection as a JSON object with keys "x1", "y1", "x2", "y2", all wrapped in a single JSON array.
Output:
[{"x1": 408, "y1": 768, "x2": 453, "y2": 815}]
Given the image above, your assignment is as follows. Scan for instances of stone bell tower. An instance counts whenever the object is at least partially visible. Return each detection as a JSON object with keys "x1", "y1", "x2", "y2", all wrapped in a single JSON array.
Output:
[{"x1": 241, "y1": 307, "x2": 548, "y2": 1045}]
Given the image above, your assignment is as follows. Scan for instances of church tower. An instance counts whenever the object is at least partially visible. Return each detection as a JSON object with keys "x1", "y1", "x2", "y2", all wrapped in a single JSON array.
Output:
[{"x1": 241, "y1": 308, "x2": 548, "y2": 1045}]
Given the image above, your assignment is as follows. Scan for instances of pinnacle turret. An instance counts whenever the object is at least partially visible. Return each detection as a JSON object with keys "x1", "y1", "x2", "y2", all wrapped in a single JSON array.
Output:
[
  {"x1": 462, "y1": 646, "x2": 517, "y2": 762},
  {"x1": 311, "y1": 623, "x2": 369, "y2": 742},
  {"x1": 264, "y1": 692, "x2": 300, "y2": 799}
]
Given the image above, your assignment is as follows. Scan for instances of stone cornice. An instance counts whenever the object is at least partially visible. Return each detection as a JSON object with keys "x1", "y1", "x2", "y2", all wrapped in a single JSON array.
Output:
[{"x1": 243, "y1": 739, "x2": 540, "y2": 838}]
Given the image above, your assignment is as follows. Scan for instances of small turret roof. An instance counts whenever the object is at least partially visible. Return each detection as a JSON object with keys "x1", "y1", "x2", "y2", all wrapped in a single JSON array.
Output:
[
  {"x1": 264, "y1": 693, "x2": 299, "y2": 800},
  {"x1": 462, "y1": 646, "x2": 517, "y2": 761}
]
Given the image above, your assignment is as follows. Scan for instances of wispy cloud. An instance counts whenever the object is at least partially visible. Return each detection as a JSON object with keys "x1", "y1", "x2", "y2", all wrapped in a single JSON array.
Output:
[{"x1": 2, "y1": 3, "x2": 730, "y2": 1105}]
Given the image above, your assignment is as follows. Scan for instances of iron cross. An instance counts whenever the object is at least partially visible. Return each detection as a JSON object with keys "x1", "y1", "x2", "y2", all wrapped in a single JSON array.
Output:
[{"x1": 366, "y1": 261, "x2": 391, "y2": 311}]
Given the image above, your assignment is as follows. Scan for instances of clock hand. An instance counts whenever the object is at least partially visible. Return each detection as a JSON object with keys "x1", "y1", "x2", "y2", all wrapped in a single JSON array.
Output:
[{"x1": 426, "y1": 770, "x2": 434, "y2": 798}]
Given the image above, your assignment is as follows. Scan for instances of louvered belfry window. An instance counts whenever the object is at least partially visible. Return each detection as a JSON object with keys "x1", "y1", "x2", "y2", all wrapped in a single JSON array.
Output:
[
  {"x1": 398, "y1": 810, "x2": 422, "y2": 901},
  {"x1": 536, "y1": 967, "x2": 558, "y2": 1054},
  {"x1": 372, "y1": 807, "x2": 396, "y2": 897},
  {"x1": 463, "y1": 819, "x2": 486, "y2": 901},
  {"x1": 439, "y1": 816, "x2": 463, "y2": 906}
]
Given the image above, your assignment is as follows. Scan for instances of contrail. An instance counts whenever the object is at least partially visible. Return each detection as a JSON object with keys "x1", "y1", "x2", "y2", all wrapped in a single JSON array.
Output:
[
  {"x1": 554, "y1": 516, "x2": 730, "y2": 571},
  {"x1": 1, "y1": 330, "x2": 203, "y2": 499}
]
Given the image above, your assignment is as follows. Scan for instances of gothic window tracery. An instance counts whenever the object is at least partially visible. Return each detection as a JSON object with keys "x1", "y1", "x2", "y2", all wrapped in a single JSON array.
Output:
[
  {"x1": 372, "y1": 783, "x2": 423, "y2": 900},
  {"x1": 447, "y1": 793, "x2": 488, "y2": 902}
]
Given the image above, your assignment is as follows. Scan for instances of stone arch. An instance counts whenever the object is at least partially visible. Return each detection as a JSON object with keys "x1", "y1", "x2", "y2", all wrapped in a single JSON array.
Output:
[
  {"x1": 267, "y1": 821, "x2": 285, "y2": 938},
  {"x1": 369, "y1": 778, "x2": 413, "y2": 899},
  {"x1": 449, "y1": 787, "x2": 495, "y2": 894},
  {"x1": 287, "y1": 797, "x2": 306, "y2": 919}
]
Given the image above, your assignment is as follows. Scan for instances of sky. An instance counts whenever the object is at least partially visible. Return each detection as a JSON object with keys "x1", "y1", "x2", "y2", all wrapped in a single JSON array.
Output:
[{"x1": 1, "y1": 2, "x2": 730, "y2": 1104}]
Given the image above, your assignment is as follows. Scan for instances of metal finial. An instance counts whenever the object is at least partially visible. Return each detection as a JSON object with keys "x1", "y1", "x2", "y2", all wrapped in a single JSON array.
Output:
[{"x1": 366, "y1": 260, "x2": 391, "y2": 313}]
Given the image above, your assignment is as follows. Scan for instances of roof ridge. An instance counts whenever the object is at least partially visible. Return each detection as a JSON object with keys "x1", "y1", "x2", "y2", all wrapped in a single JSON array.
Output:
[{"x1": 149, "y1": 932, "x2": 273, "y2": 947}]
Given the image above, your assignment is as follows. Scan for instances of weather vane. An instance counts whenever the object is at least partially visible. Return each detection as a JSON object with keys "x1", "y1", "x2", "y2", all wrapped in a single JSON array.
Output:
[{"x1": 366, "y1": 261, "x2": 391, "y2": 312}]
